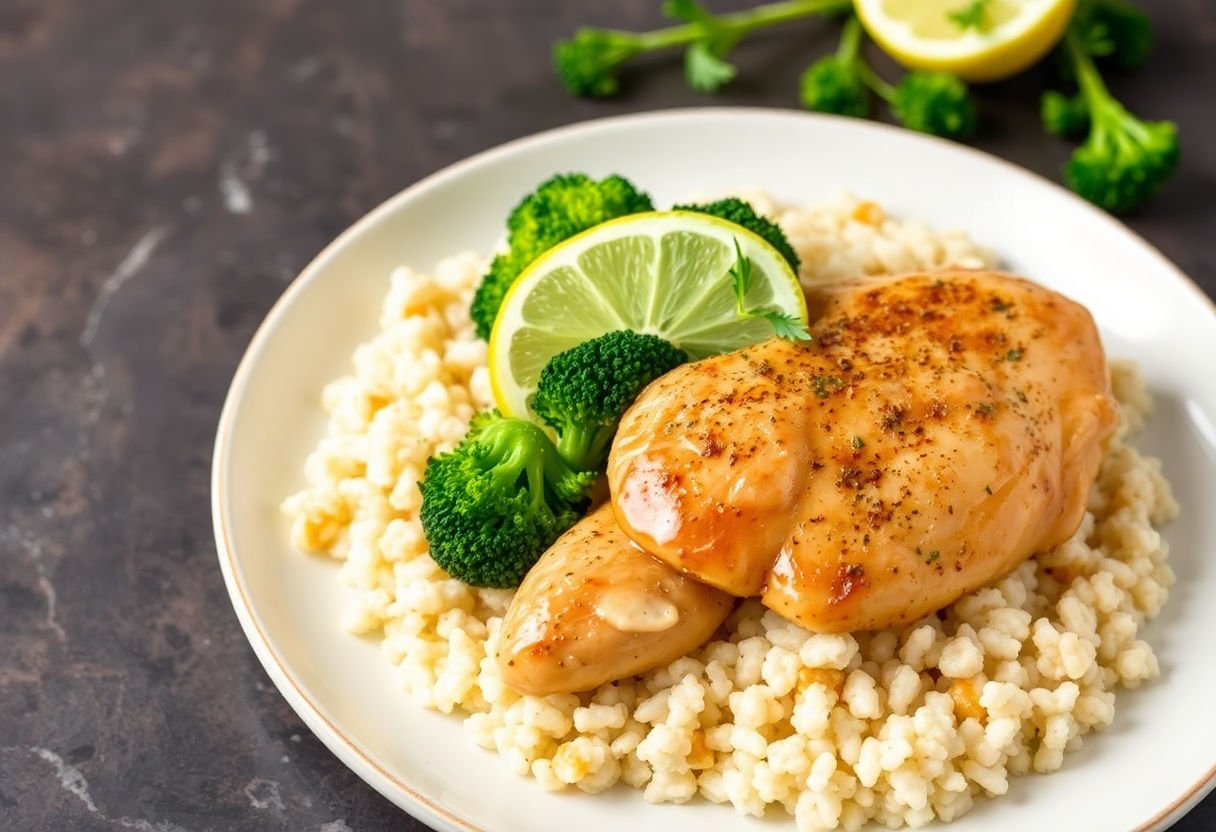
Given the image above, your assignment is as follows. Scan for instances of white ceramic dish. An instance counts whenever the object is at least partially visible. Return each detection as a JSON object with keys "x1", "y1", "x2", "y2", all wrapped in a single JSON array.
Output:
[{"x1": 212, "y1": 109, "x2": 1216, "y2": 832}]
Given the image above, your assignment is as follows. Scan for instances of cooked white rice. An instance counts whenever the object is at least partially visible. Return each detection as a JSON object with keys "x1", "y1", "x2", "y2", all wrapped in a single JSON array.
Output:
[{"x1": 282, "y1": 192, "x2": 1177, "y2": 830}]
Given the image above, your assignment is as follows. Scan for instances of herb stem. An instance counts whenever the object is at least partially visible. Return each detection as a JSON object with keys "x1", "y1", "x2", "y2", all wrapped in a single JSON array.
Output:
[
  {"x1": 857, "y1": 60, "x2": 896, "y2": 103},
  {"x1": 620, "y1": 0, "x2": 852, "y2": 51},
  {"x1": 838, "y1": 14, "x2": 863, "y2": 62},
  {"x1": 721, "y1": 0, "x2": 854, "y2": 37}
]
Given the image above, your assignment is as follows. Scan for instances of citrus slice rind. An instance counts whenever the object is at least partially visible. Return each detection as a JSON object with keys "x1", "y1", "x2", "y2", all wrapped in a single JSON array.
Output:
[{"x1": 855, "y1": 0, "x2": 1077, "y2": 83}]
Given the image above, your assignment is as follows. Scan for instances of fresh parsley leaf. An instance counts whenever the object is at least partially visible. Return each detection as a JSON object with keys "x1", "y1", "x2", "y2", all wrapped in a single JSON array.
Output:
[
  {"x1": 729, "y1": 239, "x2": 812, "y2": 341},
  {"x1": 663, "y1": 0, "x2": 715, "y2": 27},
  {"x1": 948, "y1": 0, "x2": 990, "y2": 30},
  {"x1": 664, "y1": 0, "x2": 740, "y2": 93},
  {"x1": 685, "y1": 41, "x2": 737, "y2": 93},
  {"x1": 762, "y1": 310, "x2": 814, "y2": 341}
]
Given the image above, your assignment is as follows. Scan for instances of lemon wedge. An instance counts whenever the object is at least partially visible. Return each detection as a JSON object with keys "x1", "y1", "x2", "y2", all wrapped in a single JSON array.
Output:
[
  {"x1": 855, "y1": 0, "x2": 1076, "y2": 83},
  {"x1": 488, "y1": 211, "x2": 807, "y2": 420}
]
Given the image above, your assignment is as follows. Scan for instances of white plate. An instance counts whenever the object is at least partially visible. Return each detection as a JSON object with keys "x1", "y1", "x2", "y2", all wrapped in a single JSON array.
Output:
[{"x1": 212, "y1": 109, "x2": 1216, "y2": 832}]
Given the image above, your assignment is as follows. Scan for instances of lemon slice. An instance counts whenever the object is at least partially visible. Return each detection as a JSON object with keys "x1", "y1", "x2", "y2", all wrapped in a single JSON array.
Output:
[
  {"x1": 488, "y1": 211, "x2": 807, "y2": 420},
  {"x1": 856, "y1": 0, "x2": 1076, "y2": 83}
]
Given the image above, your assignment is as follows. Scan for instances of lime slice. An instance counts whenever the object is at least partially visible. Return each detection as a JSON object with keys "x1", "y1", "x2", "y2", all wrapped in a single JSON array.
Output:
[
  {"x1": 855, "y1": 0, "x2": 1075, "y2": 83},
  {"x1": 488, "y1": 211, "x2": 807, "y2": 420}
]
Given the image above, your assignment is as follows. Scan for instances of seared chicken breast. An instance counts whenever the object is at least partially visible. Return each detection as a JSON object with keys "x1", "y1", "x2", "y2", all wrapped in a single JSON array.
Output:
[
  {"x1": 498, "y1": 504, "x2": 733, "y2": 696},
  {"x1": 609, "y1": 270, "x2": 1118, "y2": 632}
]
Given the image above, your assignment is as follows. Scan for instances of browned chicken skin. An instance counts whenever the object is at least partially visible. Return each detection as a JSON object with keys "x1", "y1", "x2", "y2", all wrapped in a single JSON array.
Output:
[
  {"x1": 609, "y1": 270, "x2": 1118, "y2": 632},
  {"x1": 498, "y1": 504, "x2": 733, "y2": 696},
  {"x1": 498, "y1": 270, "x2": 1119, "y2": 695}
]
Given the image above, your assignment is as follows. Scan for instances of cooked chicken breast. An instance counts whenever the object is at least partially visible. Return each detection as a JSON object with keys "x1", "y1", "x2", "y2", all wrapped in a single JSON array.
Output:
[
  {"x1": 498, "y1": 503, "x2": 733, "y2": 696},
  {"x1": 609, "y1": 270, "x2": 1118, "y2": 632}
]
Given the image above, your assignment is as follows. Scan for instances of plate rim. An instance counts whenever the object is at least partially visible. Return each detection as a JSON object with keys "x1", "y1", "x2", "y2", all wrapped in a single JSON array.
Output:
[{"x1": 210, "y1": 106, "x2": 1216, "y2": 832}]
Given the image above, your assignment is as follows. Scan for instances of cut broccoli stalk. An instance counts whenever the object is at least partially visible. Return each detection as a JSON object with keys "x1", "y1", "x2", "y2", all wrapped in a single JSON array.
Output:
[
  {"x1": 673, "y1": 197, "x2": 801, "y2": 273},
  {"x1": 470, "y1": 173, "x2": 653, "y2": 340},
  {"x1": 533, "y1": 331, "x2": 689, "y2": 472},
  {"x1": 1059, "y1": 26, "x2": 1178, "y2": 214},
  {"x1": 418, "y1": 412, "x2": 597, "y2": 588}
]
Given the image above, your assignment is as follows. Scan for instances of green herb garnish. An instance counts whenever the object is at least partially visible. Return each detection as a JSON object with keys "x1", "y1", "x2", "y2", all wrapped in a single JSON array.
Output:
[
  {"x1": 812, "y1": 374, "x2": 845, "y2": 398},
  {"x1": 948, "y1": 0, "x2": 990, "y2": 31},
  {"x1": 730, "y1": 240, "x2": 812, "y2": 341},
  {"x1": 553, "y1": 0, "x2": 850, "y2": 98}
]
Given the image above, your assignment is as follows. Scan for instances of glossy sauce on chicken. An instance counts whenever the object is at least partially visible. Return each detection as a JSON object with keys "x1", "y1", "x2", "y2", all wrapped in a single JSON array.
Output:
[
  {"x1": 498, "y1": 504, "x2": 733, "y2": 696},
  {"x1": 609, "y1": 270, "x2": 1118, "y2": 632}
]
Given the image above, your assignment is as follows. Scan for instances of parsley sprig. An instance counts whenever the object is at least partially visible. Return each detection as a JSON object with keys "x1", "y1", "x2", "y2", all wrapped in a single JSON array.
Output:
[
  {"x1": 729, "y1": 239, "x2": 812, "y2": 341},
  {"x1": 665, "y1": 0, "x2": 739, "y2": 92},
  {"x1": 948, "y1": 0, "x2": 991, "y2": 31}
]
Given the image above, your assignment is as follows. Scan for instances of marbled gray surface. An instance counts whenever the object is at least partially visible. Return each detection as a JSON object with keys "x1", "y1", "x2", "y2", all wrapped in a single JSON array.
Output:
[{"x1": 1, "y1": 0, "x2": 1213, "y2": 829}]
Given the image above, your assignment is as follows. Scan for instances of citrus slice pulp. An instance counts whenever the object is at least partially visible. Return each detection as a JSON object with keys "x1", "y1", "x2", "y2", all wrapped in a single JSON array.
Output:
[{"x1": 488, "y1": 211, "x2": 807, "y2": 420}]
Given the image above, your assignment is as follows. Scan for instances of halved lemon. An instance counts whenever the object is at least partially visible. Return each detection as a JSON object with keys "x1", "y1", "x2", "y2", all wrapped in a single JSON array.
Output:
[
  {"x1": 488, "y1": 211, "x2": 807, "y2": 420},
  {"x1": 855, "y1": 0, "x2": 1076, "y2": 83}
]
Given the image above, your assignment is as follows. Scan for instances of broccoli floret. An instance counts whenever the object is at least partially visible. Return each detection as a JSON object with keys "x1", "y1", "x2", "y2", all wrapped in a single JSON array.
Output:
[
  {"x1": 799, "y1": 15, "x2": 868, "y2": 119},
  {"x1": 799, "y1": 57, "x2": 869, "y2": 118},
  {"x1": 1075, "y1": 0, "x2": 1153, "y2": 72},
  {"x1": 469, "y1": 249, "x2": 531, "y2": 342},
  {"x1": 1058, "y1": 27, "x2": 1179, "y2": 214},
  {"x1": 552, "y1": 0, "x2": 851, "y2": 98},
  {"x1": 418, "y1": 412, "x2": 598, "y2": 588},
  {"x1": 553, "y1": 29, "x2": 650, "y2": 98},
  {"x1": 673, "y1": 197, "x2": 801, "y2": 272},
  {"x1": 532, "y1": 331, "x2": 688, "y2": 472},
  {"x1": 1041, "y1": 90, "x2": 1090, "y2": 138},
  {"x1": 890, "y1": 72, "x2": 977, "y2": 140},
  {"x1": 800, "y1": 16, "x2": 975, "y2": 141},
  {"x1": 470, "y1": 173, "x2": 653, "y2": 340},
  {"x1": 505, "y1": 173, "x2": 653, "y2": 242}
]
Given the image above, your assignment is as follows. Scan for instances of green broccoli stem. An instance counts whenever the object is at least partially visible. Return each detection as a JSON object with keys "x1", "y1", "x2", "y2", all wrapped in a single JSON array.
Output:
[
  {"x1": 598, "y1": 0, "x2": 852, "y2": 52},
  {"x1": 835, "y1": 16, "x2": 898, "y2": 103},
  {"x1": 853, "y1": 58, "x2": 897, "y2": 104},
  {"x1": 555, "y1": 423, "x2": 613, "y2": 474},
  {"x1": 836, "y1": 13, "x2": 864, "y2": 62},
  {"x1": 479, "y1": 419, "x2": 556, "y2": 512},
  {"x1": 521, "y1": 454, "x2": 550, "y2": 513},
  {"x1": 1066, "y1": 26, "x2": 1144, "y2": 147},
  {"x1": 858, "y1": 64, "x2": 897, "y2": 103},
  {"x1": 717, "y1": 0, "x2": 853, "y2": 38}
]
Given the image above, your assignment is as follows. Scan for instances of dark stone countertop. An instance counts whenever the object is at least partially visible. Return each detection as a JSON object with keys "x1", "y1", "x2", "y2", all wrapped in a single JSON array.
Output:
[{"x1": 1, "y1": 1, "x2": 1213, "y2": 830}]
